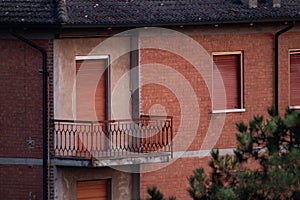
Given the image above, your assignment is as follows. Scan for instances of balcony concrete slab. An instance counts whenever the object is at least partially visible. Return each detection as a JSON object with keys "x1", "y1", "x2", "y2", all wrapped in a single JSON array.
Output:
[
  {"x1": 52, "y1": 152, "x2": 171, "y2": 167},
  {"x1": 92, "y1": 152, "x2": 171, "y2": 167}
]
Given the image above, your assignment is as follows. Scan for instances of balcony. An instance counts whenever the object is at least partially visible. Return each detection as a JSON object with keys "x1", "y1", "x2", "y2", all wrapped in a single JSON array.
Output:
[{"x1": 53, "y1": 115, "x2": 173, "y2": 167}]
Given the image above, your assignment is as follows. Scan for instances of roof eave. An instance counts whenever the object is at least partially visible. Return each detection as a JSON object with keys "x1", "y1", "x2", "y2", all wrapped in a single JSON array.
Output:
[
  {"x1": 0, "y1": 23, "x2": 62, "y2": 30},
  {"x1": 59, "y1": 18, "x2": 300, "y2": 29},
  {"x1": 0, "y1": 17, "x2": 299, "y2": 30}
]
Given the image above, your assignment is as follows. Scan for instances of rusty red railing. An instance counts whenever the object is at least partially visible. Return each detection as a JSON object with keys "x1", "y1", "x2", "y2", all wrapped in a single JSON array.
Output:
[{"x1": 53, "y1": 115, "x2": 173, "y2": 158}]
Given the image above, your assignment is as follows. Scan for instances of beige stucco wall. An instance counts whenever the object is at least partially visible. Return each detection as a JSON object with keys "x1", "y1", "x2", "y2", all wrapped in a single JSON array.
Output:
[
  {"x1": 55, "y1": 167, "x2": 132, "y2": 200},
  {"x1": 54, "y1": 37, "x2": 131, "y2": 121}
]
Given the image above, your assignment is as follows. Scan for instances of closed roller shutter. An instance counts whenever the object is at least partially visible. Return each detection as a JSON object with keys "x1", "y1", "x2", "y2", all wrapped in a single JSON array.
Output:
[
  {"x1": 76, "y1": 59, "x2": 107, "y2": 155},
  {"x1": 213, "y1": 54, "x2": 241, "y2": 110},
  {"x1": 77, "y1": 180, "x2": 110, "y2": 200},
  {"x1": 76, "y1": 59, "x2": 107, "y2": 121},
  {"x1": 290, "y1": 53, "x2": 300, "y2": 106}
]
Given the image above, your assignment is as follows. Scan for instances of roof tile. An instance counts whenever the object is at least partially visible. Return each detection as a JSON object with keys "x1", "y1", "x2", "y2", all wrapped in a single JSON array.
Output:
[
  {"x1": 65, "y1": 0, "x2": 300, "y2": 25},
  {"x1": 1, "y1": 0, "x2": 300, "y2": 26},
  {"x1": 0, "y1": 0, "x2": 55, "y2": 24}
]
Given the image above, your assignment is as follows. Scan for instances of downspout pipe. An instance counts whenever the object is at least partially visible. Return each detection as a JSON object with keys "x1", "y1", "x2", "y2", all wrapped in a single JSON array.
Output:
[
  {"x1": 10, "y1": 32, "x2": 48, "y2": 200},
  {"x1": 274, "y1": 23, "x2": 294, "y2": 114}
]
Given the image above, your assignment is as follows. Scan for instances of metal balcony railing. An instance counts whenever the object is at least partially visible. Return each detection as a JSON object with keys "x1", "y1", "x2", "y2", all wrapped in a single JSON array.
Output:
[{"x1": 53, "y1": 115, "x2": 173, "y2": 159}]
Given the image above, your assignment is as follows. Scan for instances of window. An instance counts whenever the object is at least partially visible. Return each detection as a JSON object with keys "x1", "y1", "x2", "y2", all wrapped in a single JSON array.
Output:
[
  {"x1": 289, "y1": 51, "x2": 300, "y2": 109},
  {"x1": 75, "y1": 55, "x2": 110, "y2": 121},
  {"x1": 212, "y1": 52, "x2": 244, "y2": 113}
]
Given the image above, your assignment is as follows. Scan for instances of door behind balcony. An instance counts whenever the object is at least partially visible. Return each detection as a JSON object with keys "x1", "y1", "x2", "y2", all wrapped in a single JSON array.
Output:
[
  {"x1": 76, "y1": 59, "x2": 107, "y2": 121},
  {"x1": 76, "y1": 59, "x2": 107, "y2": 155}
]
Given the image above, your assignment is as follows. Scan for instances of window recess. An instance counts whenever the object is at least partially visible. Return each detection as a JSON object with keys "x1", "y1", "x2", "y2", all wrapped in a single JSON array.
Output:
[{"x1": 212, "y1": 51, "x2": 245, "y2": 113}]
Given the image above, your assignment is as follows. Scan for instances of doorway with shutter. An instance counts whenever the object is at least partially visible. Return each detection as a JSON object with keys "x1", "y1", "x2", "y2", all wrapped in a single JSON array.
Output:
[{"x1": 77, "y1": 179, "x2": 111, "y2": 200}]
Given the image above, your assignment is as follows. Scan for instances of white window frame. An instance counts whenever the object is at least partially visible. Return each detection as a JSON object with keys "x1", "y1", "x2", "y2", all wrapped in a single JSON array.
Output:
[{"x1": 211, "y1": 51, "x2": 245, "y2": 114}]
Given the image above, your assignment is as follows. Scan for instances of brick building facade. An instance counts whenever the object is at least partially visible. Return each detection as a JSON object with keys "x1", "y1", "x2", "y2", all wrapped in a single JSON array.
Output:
[
  {"x1": 0, "y1": 37, "x2": 53, "y2": 199},
  {"x1": 1, "y1": 0, "x2": 300, "y2": 199}
]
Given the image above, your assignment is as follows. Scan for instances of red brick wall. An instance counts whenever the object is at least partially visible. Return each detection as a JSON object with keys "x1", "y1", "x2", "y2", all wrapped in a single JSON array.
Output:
[
  {"x1": 140, "y1": 157, "x2": 212, "y2": 199},
  {"x1": 0, "y1": 39, "x2": 52, "y2": 158},
  {"x1": 278, "y1": 32, "x2": 300, "y2": 115},
  {"x1": 140, "y1": 32, "x2": 274, "y2": 150},
  {"x1": 0, "y1": 38, "x2": 53, "y2": 199},
  {"x1": 139, "y1": 31, "x2": 285, "y2": 199},
  {"x1": 0, "y1": 165, "x2": 42, "y2": 199}
]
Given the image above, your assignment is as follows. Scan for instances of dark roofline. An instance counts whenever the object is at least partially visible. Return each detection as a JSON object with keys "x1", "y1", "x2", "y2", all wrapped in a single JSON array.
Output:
[
  {"x1": 1, "y1": 0, "x2": 300, "y2": 30},
  {"x1": 0, "y1": 23, "x2": 61, "y2": 29},
  {"x1": 61, "y1": 0, "x2": 300, "y2": 29},
  {"x1": 59, "y1": 18, "x2": 300, "y2": 29},
  {"x1": 0, "y1": 17, "x2": 298, "y2": 31},
  {"x1": 2, "y1": 0, "x2": 300, "y2": 30}
]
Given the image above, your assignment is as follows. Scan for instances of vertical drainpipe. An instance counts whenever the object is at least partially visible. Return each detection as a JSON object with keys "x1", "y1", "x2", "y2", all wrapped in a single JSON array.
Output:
[
  {"x1": 10, "y1": 32, "x2": 48, "y2": 200},
  {"x1": 274, "y1": 23, "x2": 294, "y2": 114}
]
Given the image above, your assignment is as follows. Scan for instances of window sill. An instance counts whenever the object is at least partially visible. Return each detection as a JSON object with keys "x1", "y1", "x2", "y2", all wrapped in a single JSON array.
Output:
[
  {"x1": 289, "y1": 106, "x2": 300, "y2": 110},
  {"x1": 211, "y1": 108, "x2": 246, "y2": 114}
]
